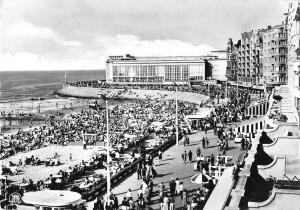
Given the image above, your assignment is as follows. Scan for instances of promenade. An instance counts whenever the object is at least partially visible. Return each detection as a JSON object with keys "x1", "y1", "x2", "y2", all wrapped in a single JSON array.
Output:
[{"x1": 88, "y1": 128, "x2": 244, "y2": 209}]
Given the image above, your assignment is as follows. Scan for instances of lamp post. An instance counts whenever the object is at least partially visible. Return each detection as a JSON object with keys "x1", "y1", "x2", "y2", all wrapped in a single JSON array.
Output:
[
  {"x1": 175, "y1": 85, "x2": 179, "y2": 147},
  {"x1": 172, "y1": 83, "x2": 179, "y2": 147},
  {"x1": 225, "y1": 80, "x2": 228, "y2": 98},
  {"x1": 98, "y1": 93, "x2": 111, "y2": 199}
]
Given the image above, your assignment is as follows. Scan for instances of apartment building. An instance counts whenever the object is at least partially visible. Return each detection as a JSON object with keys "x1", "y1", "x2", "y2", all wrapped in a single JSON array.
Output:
[
  {"x1": 237, "y1": 30, "x2": 262, "y2": 85},
  {"x1": 261, "y1": 24, "x2": 288, "y2": 86},
  {"x1": 226, "y1": 24, "x2": 287, "y2": 87},
  {"x1": 286, "y1": 1, "x2": 300, "y2": 116}
]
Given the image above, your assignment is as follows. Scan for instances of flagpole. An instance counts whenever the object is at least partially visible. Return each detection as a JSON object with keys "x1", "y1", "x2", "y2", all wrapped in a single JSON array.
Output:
[{"x1": 98, "y1": 93, "x2": 111, "y2": 200}]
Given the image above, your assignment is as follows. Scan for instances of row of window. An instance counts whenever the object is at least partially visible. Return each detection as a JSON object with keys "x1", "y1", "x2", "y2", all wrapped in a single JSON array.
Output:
[{"x1": 112, "y1": 64, "x2": 193, "y2": 81}]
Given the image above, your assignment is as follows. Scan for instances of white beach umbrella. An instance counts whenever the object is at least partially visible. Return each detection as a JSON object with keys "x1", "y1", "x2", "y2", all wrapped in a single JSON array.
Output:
[{"x1": 191, "y1": 173, "x2": 212, "y2": 185}]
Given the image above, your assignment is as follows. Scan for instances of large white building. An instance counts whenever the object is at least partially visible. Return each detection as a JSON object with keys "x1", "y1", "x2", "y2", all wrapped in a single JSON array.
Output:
[
  {"x1": 106, "y1": 54, "x2": 206, "y2": 84},
  {"x1": 287, "y1": 2, "x2": 300, "y2": 113},
  {"x1": 105, "y1": 54, "x2": 227, "y2": 84}
]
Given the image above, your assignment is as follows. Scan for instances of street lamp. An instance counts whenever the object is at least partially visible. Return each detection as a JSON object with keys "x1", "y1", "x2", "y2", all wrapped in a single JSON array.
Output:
[
  {"x1": 172, "y1": 83, "x2": 179, "y2": 147},
  {"x1": 98, "y1": 93, "x2": 111, "y2": 199}
]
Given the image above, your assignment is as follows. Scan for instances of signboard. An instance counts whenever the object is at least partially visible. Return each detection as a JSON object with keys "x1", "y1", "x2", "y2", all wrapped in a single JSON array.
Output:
[{"x1": 9, "y1": 192, "x2": 22, "y2": 205}]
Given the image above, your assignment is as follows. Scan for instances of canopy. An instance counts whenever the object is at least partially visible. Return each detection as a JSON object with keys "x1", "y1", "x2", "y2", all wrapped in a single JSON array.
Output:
[
  {"x1": 186, "y1": 108, "x2": 211, "y2": 120},
  {"x1": 191, "y1": 173, "x2": 212, "y2": 184},
  {"x1": 22, "y1": 190, "x2": 82, "y2": 207}
]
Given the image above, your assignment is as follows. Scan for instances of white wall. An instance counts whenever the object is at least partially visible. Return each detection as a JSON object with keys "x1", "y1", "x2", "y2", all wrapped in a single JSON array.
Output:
[{"x1": 210, "y1": 59, "x2": 227, "y2": 81}]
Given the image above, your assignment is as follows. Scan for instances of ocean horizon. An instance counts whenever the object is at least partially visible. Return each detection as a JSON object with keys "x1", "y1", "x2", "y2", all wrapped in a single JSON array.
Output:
[{"x1": 0, "y1": 70, "x2": 106, "y2": 103}]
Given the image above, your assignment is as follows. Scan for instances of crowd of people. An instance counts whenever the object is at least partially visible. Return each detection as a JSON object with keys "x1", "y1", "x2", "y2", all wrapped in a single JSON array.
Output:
[
  {"x1": 0, "y1": 80, "x2": 265, "y2": 209},
  {"x1": 0, "y1": 96, "x2": 199, "y2": 208}
]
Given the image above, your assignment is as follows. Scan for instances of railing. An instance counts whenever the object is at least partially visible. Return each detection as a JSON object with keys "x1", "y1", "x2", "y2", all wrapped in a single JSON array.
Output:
[{"x1": 283, "y1": 174, "x2": 300, "y2": 184}]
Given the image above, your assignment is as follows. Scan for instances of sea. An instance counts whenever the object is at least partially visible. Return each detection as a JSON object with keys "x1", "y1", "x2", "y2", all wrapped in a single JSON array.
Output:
[{"x1": 0, "y1": 70, "x2": 106, "y2": 103}]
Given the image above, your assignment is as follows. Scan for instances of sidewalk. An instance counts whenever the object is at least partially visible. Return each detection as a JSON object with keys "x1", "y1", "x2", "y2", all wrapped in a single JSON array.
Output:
[{"x1": 87, "y1": 129, "x2": 244, "y2": 209}]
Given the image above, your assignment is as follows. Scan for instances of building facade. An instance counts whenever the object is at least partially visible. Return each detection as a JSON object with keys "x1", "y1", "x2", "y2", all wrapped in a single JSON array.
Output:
[
  {"x1": 226, "y1": 24, "x2": 288, "y2": 87},
  {"x1": 226, "y1": 38, "x2": 239, "y2": 82},
  {"x1": 237, "y1": 30, "x2": 263, "y2": 85},
  {"x1": 105, "y1": 54, "x2": 226, "y2": 84},
  {"x1": 261, "y1": 24, "x2": 288, "y2": 86},
  {"x1": 209, "y1": 50, "x2": 228, "y2": 81},
  {"x1": 286, "y1": 1, "x2": 300, "y2": 115}
]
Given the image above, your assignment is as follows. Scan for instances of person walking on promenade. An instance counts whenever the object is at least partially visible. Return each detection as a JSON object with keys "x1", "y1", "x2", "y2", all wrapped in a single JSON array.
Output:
[
  {"x1": 137, "y1": 163, "x2": 142, "y2": 180},
  {"x1": 157, "y1": 181, "x2": 165, "y2": 201},
  {"x1": 182, "y1": 189, "x2": 189, "y2": 209},
  {"x1": 158, "y1": 150, "x2": 163, "y2": 162},
  {"x1": 178, "y1": 182, "x2": 184, "y2": 199},
  {"x1": 83, "y1": 139, "x2": 87, "y2": 150},
  {"x1": 186, "y1": 135, "x2": 190, "y2": 146},
  {"x1": 169, "y1": 178, "x2": 176, "y2": 197},
  {"x1": 196, "y1": 147, "x2": 201, "y2": 157},
  {"x1": 141, "y1": 165, "x2": 146, "y2": 180},
  {"x1": 182, "y1": 151, "x2": 187, "y2": 164},
  {"x1": 169, "y1": 196, "x2": 175, "y2": 210},
  {"x1": 175, "y1": 178, "x2": 180, "y2": 195},
  {"x1": 206, "y1": 137, "x2": 209, "y2": 148},
  {"x1": 162, "y1": 194, "x2": 169, "y2": 210},
  {"x1": 112, "y1": 194, "x2": 118, "y2": 210},
  {"x1": 210, "y1": 154, "x2": 215, "y2": 166},
  {"x1": 188, "y1": 150, "x2": 193, "y2": 162},
  {"x1": 202, "y1": 137, "x2": 206, "y2": 149}
]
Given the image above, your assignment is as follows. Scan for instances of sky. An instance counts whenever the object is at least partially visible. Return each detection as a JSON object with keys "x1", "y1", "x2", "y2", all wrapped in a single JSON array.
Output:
[{"x1": 0, "y1": 0, "x2": 288, "y2": 71}]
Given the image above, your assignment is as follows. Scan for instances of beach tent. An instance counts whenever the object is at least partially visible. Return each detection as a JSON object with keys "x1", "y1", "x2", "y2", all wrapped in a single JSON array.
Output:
[{"x1": 191, "y1": 173, "x2": 212, "y2": 185}]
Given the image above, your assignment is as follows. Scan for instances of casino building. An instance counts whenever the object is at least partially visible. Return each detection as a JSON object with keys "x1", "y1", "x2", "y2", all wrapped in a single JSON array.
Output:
[{"x1": 105, "y1": 54, "x2": 227, "y2": 84}]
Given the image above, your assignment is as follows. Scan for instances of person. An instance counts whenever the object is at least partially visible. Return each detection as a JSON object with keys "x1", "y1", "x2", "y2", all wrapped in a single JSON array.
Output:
[
  {"x1": 175, "y1": 178, "x2": 180, "y2": 195},
  {"x1": 186, "y1": 135, "x2": 190, "y2": 146},
  {"x1": 157, "y1": 181, "x2": 165, "y2": 201},
  {"x1": 121, "y1": 197, "x2": 129, "y2": 210},
  {"x1": 158, "y1": 150, "x2": 163, "y2": 162},
  {"x1": 206, "y1": 137, "x2": 209, "y2": 148},
  {"x1": 137, "y1": 163, "x2": 142, "y2": 180},
  {"x1": 169, "y1": 196, "x2": 175, "y2": 210},
  {"x1": 202, "y1": 137, "x2": 206, "y2": 149},
  {"x1": 112, "y1": 194, "x2": 118, "y2": 210},
  {"x1": 83, "y1": 139, "x2": 87, "y2": 150},
  {"x1": 69, "y1": 153, "x2": 72, "y2": 161},
  {"x1": 169, "y1": 178, "x2": 176, "y2": 197},
  {"x1": 188, "y1": 150, "x2": 193, "y2": 162},
  {"x1": 182, "y1": 189, "x2": 188, "y2": 208},
  {"x1": 210, "y1": 154, "x2": 215, "y2": 166},
  {"x1": 178, "y1": 182, "x2": 184, "y2": 199},
  {"x1": 126, "y1": 189, "x2": 133, "y2": 200},
  {"x1": 182, "y1": 151, "x2": 187, "y2": 164},
  {"x1": 128, "y1": 198, "x2": 135, "y2": 210},
  {"x1": 196, "y1": 147, "x2": 201, "y2": 157},
  {"x1": 191, "y1": 196, "x2": 198, "y2": 210},
  {"x1": 162, "y1": 194, "x2": 169, "y2": 210}
]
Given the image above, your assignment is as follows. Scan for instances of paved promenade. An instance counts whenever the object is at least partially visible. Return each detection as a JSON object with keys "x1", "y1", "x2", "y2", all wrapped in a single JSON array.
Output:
[{"x1": 88, "y1": 129, "x2": 244, "y2": 209}]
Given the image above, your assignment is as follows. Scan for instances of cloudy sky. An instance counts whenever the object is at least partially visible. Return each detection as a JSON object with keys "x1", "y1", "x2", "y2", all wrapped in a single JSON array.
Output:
[{"x1": 0, "y1": 0, "x2": 287, "y2": 71}]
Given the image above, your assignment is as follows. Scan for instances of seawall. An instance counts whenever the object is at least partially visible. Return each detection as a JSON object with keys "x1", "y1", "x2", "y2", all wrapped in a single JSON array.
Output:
[{"x1": 56, "y1": 85, "x2": 210, "y2": 105}]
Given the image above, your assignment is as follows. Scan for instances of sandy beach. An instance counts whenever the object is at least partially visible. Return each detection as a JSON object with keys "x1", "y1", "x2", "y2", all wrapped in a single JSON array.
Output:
[{"x1": 2, "y1": 145, "x2": 102, "y2": 182}]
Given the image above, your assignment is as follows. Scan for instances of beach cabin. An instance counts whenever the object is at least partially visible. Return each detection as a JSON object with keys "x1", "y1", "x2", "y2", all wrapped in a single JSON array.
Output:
[{"x1": 17, "y1": 190, "x2": 85, "y2": 210}]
